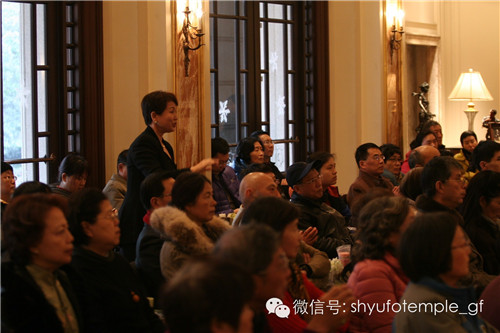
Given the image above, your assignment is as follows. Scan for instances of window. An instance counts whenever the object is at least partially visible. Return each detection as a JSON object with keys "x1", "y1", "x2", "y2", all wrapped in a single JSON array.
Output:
[
  {"x1": 210, "y1": 0, "x2": 329, "y2": 171},
  {"x1": 1, "y1": 1, "x2": 104, "y2": 186}
]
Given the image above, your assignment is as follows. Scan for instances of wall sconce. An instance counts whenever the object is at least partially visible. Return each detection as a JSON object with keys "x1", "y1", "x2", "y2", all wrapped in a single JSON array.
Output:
[
  {"x1": 449, "y1": 68, "x2": 493, "y2": 131},
  {"x1": 389, "y1": 9, "x2": 405, "y2": 61},
  {"x1": 182, "y1": 5, "x2": 204, "y2": 77}
]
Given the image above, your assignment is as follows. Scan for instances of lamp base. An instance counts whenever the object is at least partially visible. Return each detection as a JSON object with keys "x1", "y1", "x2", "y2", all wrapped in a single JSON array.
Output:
[{"x1": 464, "y1": 104, "x2": 478, "y2": 131}]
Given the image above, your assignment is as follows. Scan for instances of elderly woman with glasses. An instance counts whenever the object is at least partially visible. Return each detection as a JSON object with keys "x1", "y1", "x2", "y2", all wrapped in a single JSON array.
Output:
[
  {"x1": 66, "y1": 188, "x2": 164, "y2": 333},
  {"x1": 394, "y1": 212, "x2": 497, "y2": 332}
]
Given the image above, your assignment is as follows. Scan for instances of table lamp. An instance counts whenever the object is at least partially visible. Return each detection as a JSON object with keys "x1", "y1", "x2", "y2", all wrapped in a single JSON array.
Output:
[{"x1": 449, "y1": 68, "x2": 493, "y2": 131}]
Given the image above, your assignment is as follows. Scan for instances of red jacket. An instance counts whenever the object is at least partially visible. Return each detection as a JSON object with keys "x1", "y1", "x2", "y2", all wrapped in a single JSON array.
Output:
[{"x1": 347, "y1": 252, "x2": 409, "y2": 333}]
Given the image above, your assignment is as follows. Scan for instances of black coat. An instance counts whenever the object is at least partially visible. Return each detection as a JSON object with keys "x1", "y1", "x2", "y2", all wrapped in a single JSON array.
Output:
[
  {"x1": 119, "y1": 126, "x2": 185, "y2": 259},
  {"x1": 1, "y1": 261, "x2": 84, "y2": 333},
  {"x1": 66, "y1": 247, "x2": 164, "y2": 333},
  {"x1": 465, "y1": 215, "x2": 500, "y2": 275},
  {"x1": 291, "y1": 192, "x2": 352, "y2": 258}
]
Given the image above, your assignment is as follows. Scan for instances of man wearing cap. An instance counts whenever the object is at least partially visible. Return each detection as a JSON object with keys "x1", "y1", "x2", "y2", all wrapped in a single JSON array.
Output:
[
  {"x1": 288, "y1": 161, "x2": 353, "y2": 258},
  {"x1": 347, "y1": 143, "x2": 394, "y2": 207}
]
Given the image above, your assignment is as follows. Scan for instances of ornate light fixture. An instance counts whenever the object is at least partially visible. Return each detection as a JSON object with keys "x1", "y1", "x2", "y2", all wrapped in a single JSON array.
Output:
[
  {"x1": 449, "y1": 68, "x2": 493, "y2": 131},
  {"x1": 182, "y1": 5, "x2": 204, "y2": 77},
  {"x1": 389, "y1": 8, "x2": 405, "y2": 61}
]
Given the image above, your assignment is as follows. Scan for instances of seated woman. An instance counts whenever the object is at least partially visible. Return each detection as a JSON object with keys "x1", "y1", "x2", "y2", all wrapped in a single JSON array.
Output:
[
  {"x1": 161, "y1": 258, "x2": 254, "y2": 333},
  {"x1": 380, "y1": 144, "x2": 403, "y2": 185},
  {"x1": 241, "y1": 196, "x2": 350, "y2": 333},
  {"x1": 394, "y1": 212, "x2": 497, "y2": 332},
  {"x1": 347, "y1": 196, "x2": 415, "y2": 333},
  {"x1": 50, "y1": 153, "x2": 88, "y2": 198},
  {"x1": 307, "y1": 152, "x2": 352, "y2": 222},
  {"x1": 2, "y1": 193, "x2": 83, "y2": 332},
  {"x1": 150, "y1": 172, "x2": 230, "y2": 281},
  {"x1": 67, "y1": 188, "x2": 164, "y2": 333},
  {"x1": 401, "y1": 130, "x2": 438, "y2": 174},
  {"x1": 460, "y1": 170, "x2": 500, "y2": 275},
  {"x1": 233, "y1": 137, "x2": 265, "y2": 180},
  {"x1": 454, "y1": 131, "x2": 479, "y2": 182}
]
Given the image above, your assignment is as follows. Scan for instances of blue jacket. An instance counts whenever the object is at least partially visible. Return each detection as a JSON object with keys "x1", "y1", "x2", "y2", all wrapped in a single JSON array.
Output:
[{"x1": 212, "y1": 166, "x2": 241, "y2": 215}]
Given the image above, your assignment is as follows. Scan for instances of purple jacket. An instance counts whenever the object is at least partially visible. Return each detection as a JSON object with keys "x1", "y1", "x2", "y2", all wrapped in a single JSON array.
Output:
[{"x1": 212, "y1": 166, "x2": 241, "y2": 215}]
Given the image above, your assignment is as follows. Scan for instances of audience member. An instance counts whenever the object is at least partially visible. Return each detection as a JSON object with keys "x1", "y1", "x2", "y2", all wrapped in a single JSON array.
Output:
[
  {"x1": 417, "y1": 156, "x2": 495, "y2": 293},
  {"x1": 161, "y1": 258, "x2": 254, "y2": 333},
  {"x1": 68, "y1": 188, "x2": 164, "y2": 332},
  {"x1": 211, "y1": 137, "x2": 241, "y2": 215},
  {"x1": 241, "y1": 196, "x2": 331, "y2": 290},
  {"x1": 250, "y1": 130, "x2": 284, "y2": 184},
  {"x1": 233, "y1": 136, "x2": 265, "y2": 180},
  {"x1": 2, "y1": 194, "x2": 83, "y2": 332},
  {"x1": 421, "y1": 119, "x2": 445, "y2": 150},
  {"x1": 232, "y1": 171, "x2": 281, "y2": 226},
  {"x1": 394, "y1": 212, "x2": 497, "y2": 332},
  {"x1": 307, "y1": 152, "x2": 352, "y2": 222},
  {"x1": 240, "y1": 197, "x2": 331, "y2": 331},
  {"x1": 469, "y1": 140, "x2": 500, "y2": 173},
  {"x1": 454, "y1": 131, "x2": 478, "y2": 182},
  {"x1": 399, "y1": 167, "x2": 424, "y2": 202},
  {"x1": 380, "y1": 144, "x2": 403, "y2": 185},
  {"x1": 288, "y1": 161, "x2": 352, "y2": 258},
  {"x1": 407, "y1": 145, "x2": 440, "y2": 169},
  {"x1": 213, "y1": 224, "x2": 355, "y2": 333},
  {"x1": 102, "y1": 149, "x2": 129, "y2": 210},
  {"x1": 402, "y1": 130, "x2": 438, "y2": 173},
  {"x1": 150, "y1": 172, "x2": 230, "y2": 281},
  {"x1": 12, "y1": 180, "x2": 51, "y2": 198},
  {"x1": 135, "y1": 170, "x2": 176, "y2": 300},
  {"x1": 119, "y1": 91, "x2": 213, "y2": 261},
  {"x1": 348, "y1": 196, "x2": 415, "y2": 333},
  {"x1": 347, "y1": 143, "x2": 393, "y2": 207},
  {"x1": 460, "y1": 171, "x2": 500, "y2": 275},
  {"x1": 1, "y1": 161, "x2": 16, "y2": 214},
  {"x1": 50, "y1": 153, "x2": 88, "y2": 198}
]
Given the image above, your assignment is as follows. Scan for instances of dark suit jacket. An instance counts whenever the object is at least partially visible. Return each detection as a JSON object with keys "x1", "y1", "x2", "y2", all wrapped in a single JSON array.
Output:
[{"x1": 119, "y1": 126, "x2": 184, "y2": 255}]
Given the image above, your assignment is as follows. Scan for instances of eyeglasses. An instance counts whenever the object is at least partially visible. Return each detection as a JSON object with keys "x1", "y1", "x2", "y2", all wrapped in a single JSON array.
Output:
[
  {"x1": 103, "y1": 208, "x2": 118, "y2": 220},
  {"x1": 446, "y1": 176, "x2": 467, "y2": 185},
  {"x1": 387, "y1": 157, "x2": 402, "y2": 163},
  {"x1": 262, "y1": 140, "x2": 273, "y2": 145},
  {"x1": 371, "y1": 155, "x2": 385, "y2": 161},
  {"x1": 2, "y1": 175, "x2": 17, "y2": 181},
  {"x1": 301, "y1": 174, "x2": 323, "y2": 185}
]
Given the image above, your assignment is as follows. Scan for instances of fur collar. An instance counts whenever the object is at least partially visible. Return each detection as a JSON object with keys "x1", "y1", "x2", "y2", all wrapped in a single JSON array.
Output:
[{"x1": 150, "y1": 206, "x2": 231, "y2": 254}]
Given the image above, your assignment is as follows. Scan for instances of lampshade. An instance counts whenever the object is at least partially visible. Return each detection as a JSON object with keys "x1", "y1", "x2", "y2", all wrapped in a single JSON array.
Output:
[{"x1": 448, "y1": 68, "x2": 493, "y2": 101}]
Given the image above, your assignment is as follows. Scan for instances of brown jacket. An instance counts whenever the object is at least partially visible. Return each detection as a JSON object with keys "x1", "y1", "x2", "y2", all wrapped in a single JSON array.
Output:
[{"x1": 347, "y1": 171, "x2": 394, "y2": 207}]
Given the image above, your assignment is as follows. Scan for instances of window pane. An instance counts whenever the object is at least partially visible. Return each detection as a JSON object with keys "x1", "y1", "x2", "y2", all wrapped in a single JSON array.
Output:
[
  {"x1": 216, "y1": 1, "x2": 236, "y2": 16},
  {"x1": 268, "y1": 4, "x2": 284, "y2": 20},
  {"x1": 273, "y1": 142, "x2": 285, "y2": 171},
  {"x1": 68, "y1": 112, "x2": 74, "y2": 131},
  {"x1": 268, "y1": 22, "x2": 286, "y2": 145},
  {"x1": 239, "y1": 20, "x2": 246, "y2": 69},
  {"x1": 36, "y1": 4, "x2": 46, "y2": 66},
  {"x1": 260, "y1": 73, "x2": 268, "y2": 122},
  {"x1": 37, "y1": 70, "x2": 47, "y2": 132},
  {"x1": 2, "y1": 2, "x2": 34, "y2": 161},
  {"x1": 216, "y1": 18, "x2": 238, "y2": 143}
]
